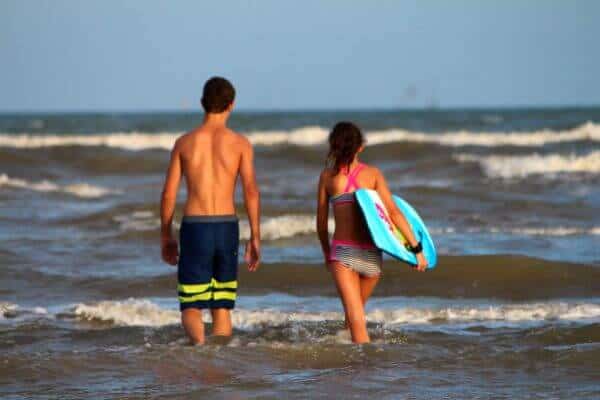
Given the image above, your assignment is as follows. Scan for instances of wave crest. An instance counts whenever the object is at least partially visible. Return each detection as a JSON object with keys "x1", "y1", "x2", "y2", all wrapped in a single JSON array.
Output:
[
  {"x1": 239, "y1": 215, "x2": 334, "y2": 241},
  {"x1": 455, "y1": 151, "x2": 600, "y2": 178},
  {"x1": 1, "y1": 122, "x2": 598, "y2": 150},
  {"x1": 0, "y1": 173, "x2": 121, "y2": 198},
  {"x1": 0, "y1": 132, "x2": 179, "y2": 150},
  {"x1": 112, "y1": 211, "x2": 599, "y2": 240},
  {"x1": 0, "y1": 302, "x2": 18, "y2": 319},
  {"x1": 71, "y1": 298, "x2": 600, "y2": 329}
]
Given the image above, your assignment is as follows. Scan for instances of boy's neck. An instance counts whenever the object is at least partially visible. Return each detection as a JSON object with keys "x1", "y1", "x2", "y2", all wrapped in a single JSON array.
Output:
[{"x1": 203, "y1": 112, "x2": 229, "y2": 127}]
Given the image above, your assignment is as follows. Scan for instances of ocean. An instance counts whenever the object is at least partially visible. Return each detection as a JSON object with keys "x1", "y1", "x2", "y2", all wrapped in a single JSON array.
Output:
[{"x1": 1, "y1": 108, "x2": 599, "y2": 399}]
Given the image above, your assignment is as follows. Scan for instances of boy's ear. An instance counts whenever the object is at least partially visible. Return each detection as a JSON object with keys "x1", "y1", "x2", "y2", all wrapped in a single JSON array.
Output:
[
  {"x1": 227, "y1": 101, "x2": 235, "y2": 112},
  {"x1": 358, "y1": 144, "x2": 365, "y2": 153}
]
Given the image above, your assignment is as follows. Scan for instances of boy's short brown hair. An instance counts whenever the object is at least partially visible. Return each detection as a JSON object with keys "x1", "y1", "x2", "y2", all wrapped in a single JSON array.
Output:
[{"x1": 201, "y1": 77, "x2": 236, "y2": 113}]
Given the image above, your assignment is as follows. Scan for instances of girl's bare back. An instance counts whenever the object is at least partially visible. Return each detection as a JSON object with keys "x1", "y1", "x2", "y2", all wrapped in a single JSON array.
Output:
[{"x1": 325, "y1": 163, "x2": 378, "y2": 243}]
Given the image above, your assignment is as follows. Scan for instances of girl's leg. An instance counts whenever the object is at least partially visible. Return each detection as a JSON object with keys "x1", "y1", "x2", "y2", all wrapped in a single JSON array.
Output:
[
  {"x1": 342, "y1": 274, "x2": 380, "y2": 329},
  {"x1": 330, "y1": 262, "x2": 370, "y2": 344},
  {"x1": 359, "y1": 274, "x2": 380, "y2": 305}
]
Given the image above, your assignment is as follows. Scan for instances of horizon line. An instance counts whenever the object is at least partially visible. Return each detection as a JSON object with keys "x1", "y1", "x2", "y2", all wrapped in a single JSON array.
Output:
[{"x1": 1, "y1": 103, "x2": 599, "y2": 115}]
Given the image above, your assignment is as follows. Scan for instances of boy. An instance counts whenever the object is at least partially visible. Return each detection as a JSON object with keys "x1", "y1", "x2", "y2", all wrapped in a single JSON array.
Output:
[{"x1": 160, "y1": 77, "x2": 260, "y2": 344}]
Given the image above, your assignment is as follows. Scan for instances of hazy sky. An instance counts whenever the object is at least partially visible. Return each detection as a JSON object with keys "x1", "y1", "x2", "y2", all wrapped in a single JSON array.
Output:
[{"x1": 1, "y1": 1, "x2": 597, "y2": 111}]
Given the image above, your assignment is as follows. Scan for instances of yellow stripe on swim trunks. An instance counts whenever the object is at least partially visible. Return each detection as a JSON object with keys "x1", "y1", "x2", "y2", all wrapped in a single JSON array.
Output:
[
  {"x1": 178, "y1": 279, "x2": 237, "y2": 303},
  {"x1": 211, "y1": 278, "x2": 237, "y2": 289},
  {"x1": 213, "y1": 291, "x2": 236, "y2": 301},
  {"x1": 178, "y1": 291, "x2": 212, "y2": 303},
  {"x1": 178, "y1": 282, "x2": 211, "y2": 294},
  {"x1": 212, "y1": 278, "x2": 237, "y2": 301}
]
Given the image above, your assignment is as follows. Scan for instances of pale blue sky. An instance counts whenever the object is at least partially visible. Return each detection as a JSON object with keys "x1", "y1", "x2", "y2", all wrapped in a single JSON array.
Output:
[{"x1": 1, "y1": 1, "x2": 597, "y2": 111}]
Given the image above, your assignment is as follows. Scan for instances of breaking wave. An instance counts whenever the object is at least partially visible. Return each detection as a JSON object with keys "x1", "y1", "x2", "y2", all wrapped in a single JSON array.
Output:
[
  {"x1": 0, "y1": 302, "x2": 18, "y2": 319},
  {"x1": 455, "y1": 151, "x2": 600, "y2": 178},
  {"x1": 113, "y1": 212, "x2": 333, "y2": 240},
  {"x1": 247, "y1": 122, "x2": 600, "y2": 147},
  {"x1": 0, "y1": 173, "x2": 121, "y2": 198},
  {"x1": 112, "y1": 211, "x2": 598, "y2": 240},
  {"x1": 0, "y1": 122, "x2": 598, "y2": 150},
  {"x1": 239, "y1": 215, "x2": 333, "y2": 241},
  {"x1": 71, "y1": 298, "x2": 600, "y2": 329}
]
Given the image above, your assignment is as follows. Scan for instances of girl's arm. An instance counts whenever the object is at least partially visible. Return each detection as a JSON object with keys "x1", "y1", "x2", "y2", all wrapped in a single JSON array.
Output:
[
  {"x1": 316, "y1": 170, "x2": 331, "y2": 263},
  {"x1": 374, "y1": 167, "x2": 428, "y2": 271}
]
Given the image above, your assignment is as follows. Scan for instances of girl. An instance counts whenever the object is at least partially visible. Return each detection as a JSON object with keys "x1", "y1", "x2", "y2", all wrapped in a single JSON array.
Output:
[{"x1": 316, "y1": 122, "x2": 427, "y2": 344}]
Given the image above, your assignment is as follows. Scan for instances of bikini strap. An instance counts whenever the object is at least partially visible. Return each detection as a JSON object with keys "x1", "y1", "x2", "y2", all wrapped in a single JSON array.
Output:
[{"x1": 343, "y1": 163, "x2": 365, "y2": 192}]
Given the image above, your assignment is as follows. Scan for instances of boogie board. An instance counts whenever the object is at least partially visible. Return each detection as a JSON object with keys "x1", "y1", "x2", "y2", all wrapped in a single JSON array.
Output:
[{"x1": 355, "y1": 189, "x2": 437, "y2": 269}]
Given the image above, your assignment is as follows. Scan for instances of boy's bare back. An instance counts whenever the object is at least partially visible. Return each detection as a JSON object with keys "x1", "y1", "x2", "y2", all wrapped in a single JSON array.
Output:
[{"x1": 173, "y1": 125, "x2": 253, "y2": 216}]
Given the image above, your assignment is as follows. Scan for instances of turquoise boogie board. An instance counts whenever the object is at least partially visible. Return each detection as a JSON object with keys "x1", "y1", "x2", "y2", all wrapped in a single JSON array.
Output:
[{"x1": 355, "y1": 189, "x2": 437, "y2": 269}]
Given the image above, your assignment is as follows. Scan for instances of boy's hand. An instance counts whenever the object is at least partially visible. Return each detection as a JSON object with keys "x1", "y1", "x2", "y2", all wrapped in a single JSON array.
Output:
[
  {"x1": 161, "y1": 238, "x2": 179, "y2": 266},
  {"x1": 415, "y1": 252, "x2": 428, "y2": 272},
  {"x1": 245, "y1": 236, "x2": 261, "y2": 272}
]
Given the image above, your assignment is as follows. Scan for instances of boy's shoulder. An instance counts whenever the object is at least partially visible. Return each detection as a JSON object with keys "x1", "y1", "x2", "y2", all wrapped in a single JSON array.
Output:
[
  {"x1": 170, "y1": 131, "x2": 192, "y2": 153},
  {"x1": 173, "y1": 126, "x2": 205, "y2": 145},
  {"x1": 222, "y1": 129, "x2": 253, "y2": 157},
  {"x1": 226, "y1": 128, "x2": 251, "y2": 146}
]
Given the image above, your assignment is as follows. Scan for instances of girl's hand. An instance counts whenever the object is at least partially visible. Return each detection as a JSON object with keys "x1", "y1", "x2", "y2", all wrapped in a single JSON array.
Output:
[{"x1": 415, "y1": 253, "x2": 428, "y2": 272}]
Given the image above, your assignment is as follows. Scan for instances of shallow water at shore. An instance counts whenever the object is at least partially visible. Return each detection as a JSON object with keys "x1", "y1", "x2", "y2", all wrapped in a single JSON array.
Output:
[{"x1": 1, "y1": 108, "x2": 599, "y2": 398}]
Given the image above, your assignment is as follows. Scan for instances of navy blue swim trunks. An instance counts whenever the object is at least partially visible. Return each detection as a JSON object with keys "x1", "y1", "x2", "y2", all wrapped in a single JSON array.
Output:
[{"x1": 177, "y1": 215, "x2": 239, "y2": 311}]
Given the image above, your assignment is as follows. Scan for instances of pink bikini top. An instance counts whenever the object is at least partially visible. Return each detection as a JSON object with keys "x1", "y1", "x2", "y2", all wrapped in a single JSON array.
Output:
[{"x1": 330, "y1": 163, "x2": 365, "y2": 206}]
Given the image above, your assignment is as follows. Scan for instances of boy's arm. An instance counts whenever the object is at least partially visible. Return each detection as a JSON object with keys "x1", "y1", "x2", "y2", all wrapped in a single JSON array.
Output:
[
  {"x1": 160, "y1": 141, "x2": 181, "y2": 265},
  {"x1": 374, "y1": 167, "x2": 428, "y2": 271},
  {"x1": 239, "y1": 139, "x2": 261, "y2": 271},
  {"x1": 316, "y1": 170, "x2": 330, "y2": 264}
]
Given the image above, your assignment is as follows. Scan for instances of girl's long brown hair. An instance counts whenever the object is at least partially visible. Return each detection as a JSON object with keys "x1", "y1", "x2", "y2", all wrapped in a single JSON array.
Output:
[{"x1": 327, "y1": 122, "x2": 365, "y2": 174}]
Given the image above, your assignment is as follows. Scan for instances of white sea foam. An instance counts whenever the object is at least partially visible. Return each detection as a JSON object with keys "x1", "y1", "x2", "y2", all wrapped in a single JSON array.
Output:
[
  {"x1": 246, "y1": 122, "x2": 600, "y2": 147},
  {"x1": 73, "y1": 298, "x2": 340, "y2": 328},
  {"x1": 248, "y1": 216, "x2": 597, "y2": 240},
  {"x1": 367, "y1": 124, "x2": 599, "y2": 147},
  {"x1": 115, "y1": 210, "x2": 597, "y2": 240},
  {"x1": 372, "y1": 302, "x2": 600, "y2": 325},
  {"x1": 455, "y1": 151, "x2": 600, "y2": 178},
  {"x1": 1, "y1": 122, "x2": 598, "y2": 150},
  {"x1": 0, "y1": 132, "x2": 179, "y2": 150},
  {"x1": 74, "y1": 299, "x2": 179, "y2": 327},
  {"x1": 488, "y1": 226, "x2": 600, "y2": 236},
  {"x1": 239, "y1": 215, "x2": 334, "y2": 241},
  {"x1": 245, "y1": 126, "x2": 329, "y2": 146},
  {"x1": 453, "y1": 226, "x2": 600, "y2": 237},
  {"x1": 0, "y1": 303, "x2": 47, "y2": 322},
  {"x1": 113, "y1": 211, "x2": 164, "y2": 232},
  {"x1": 71, "y1": 298, "x2": 600, "y2": 329},
  {"x1": 0, "y1": 173, "x2": 121, "y2": 198},
  {"x1": 114, "y1": 212, "x2": 334, "y2": 239},
  {"x1": 0, "y1": 302, "x2": 18, "y2": 319}
]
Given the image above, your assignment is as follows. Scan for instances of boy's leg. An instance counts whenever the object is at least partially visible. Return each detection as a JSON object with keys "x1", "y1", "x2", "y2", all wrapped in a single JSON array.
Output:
[
  {"x1": 211, "y1": 309, "x2": 232, "y2": 336},
  {"x1": 177, "y1": 218, "x2": 215, "y2": 345},
  {"x1": 182, "y1": 308, "x2": 205, "y2": 344},
  {"x1": 212, "y1": 217, "x2": 239, "y2": 337}
]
